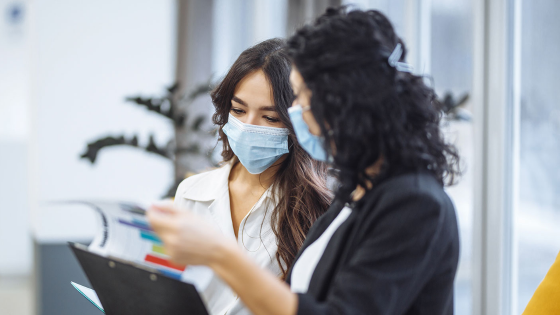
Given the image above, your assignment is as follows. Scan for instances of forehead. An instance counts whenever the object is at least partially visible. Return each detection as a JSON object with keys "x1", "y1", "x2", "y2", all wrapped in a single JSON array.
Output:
[{"x1": 234, "y1": 70, "x2": 274, "y2": 105}]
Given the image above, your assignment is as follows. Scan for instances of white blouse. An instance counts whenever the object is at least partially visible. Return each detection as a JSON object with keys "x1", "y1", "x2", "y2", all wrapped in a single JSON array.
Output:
[
  {"x1": 174, "y1": 161, "x2": 282, "y2": 315},
  {"x1": 290, "y1": 206, "x2": 352, "y2": 294}
]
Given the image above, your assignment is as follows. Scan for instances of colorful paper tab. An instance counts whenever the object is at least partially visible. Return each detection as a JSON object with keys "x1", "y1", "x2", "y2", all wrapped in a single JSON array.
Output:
[
  {"x1": 144, "y1": 254, "x2": 186, "y2": 272},
  {"x1": 152, "y1": 244, "x2": 166, "y2": 255},
  {"x1": 118, "y1": 218, "x2": 152, "y2": 231},
  {"x1": 140, "y1": 231, "x2": 162, "y2": 244}
]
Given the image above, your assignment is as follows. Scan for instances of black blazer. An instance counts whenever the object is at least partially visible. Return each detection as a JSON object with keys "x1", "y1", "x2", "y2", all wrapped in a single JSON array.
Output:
[{"x1": 286, "y1": 171, "x2": 459, "y2": 315}]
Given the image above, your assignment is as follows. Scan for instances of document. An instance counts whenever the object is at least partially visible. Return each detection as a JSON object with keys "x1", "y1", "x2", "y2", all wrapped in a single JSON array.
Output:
[{"x1": 60, "y1": 200, "x2": 212, "y2": 288}]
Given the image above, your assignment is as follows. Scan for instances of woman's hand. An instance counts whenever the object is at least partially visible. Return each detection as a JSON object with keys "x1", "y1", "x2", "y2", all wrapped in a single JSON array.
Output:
[
  {"x1": 148, "y1": 201, "x2": 298, "y2": 315},
  {"x1": 147, "y1": 201, "x2": 237, "y2": 267}
]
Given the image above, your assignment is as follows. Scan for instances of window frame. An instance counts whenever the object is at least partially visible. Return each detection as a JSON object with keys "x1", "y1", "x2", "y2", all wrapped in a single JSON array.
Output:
[{"x1": 471, "y1": 0, "x2": 520, "y2": 314}]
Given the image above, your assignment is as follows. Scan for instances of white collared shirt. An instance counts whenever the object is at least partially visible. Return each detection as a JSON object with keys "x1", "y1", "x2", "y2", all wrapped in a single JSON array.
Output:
[{"x1": 174, "y1": 161, "x2": 282, "y2": 315}]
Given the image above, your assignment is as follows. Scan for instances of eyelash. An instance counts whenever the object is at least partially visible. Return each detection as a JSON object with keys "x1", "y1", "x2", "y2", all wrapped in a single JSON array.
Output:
[
  {"x1": 265, "y1": 116, "x2": 280, "y2": 123},
  {"x1": 231, "y1": 108, "x2": 244, "y2": 115},
  {"x1": 230, "y1": 108, "x2": 280, "y2": 123}
]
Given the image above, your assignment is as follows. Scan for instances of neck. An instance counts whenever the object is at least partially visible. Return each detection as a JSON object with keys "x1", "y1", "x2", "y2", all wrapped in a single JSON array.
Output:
[
  {"x1": 352, "y1": 157, "x2": 384, "y2": 201},
  {"x1": 229, "y1": 155, "x2": 287, "y2": 190}
]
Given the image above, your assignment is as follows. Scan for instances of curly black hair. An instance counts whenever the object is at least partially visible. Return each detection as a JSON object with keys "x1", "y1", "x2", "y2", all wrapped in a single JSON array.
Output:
[{"x1": 286, "y1": 7, "x2": 461, "y2": 202}]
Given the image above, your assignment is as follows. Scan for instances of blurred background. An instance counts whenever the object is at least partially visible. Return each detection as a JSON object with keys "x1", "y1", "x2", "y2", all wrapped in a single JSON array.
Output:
[{"x1": 0, "y1": 0, "x2": 558, "y2": 315}]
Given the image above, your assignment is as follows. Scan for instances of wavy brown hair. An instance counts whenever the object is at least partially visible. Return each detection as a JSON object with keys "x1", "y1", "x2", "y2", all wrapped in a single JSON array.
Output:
[{"x1": 211, "y1": 38, "x2": 332, "y2": 279}]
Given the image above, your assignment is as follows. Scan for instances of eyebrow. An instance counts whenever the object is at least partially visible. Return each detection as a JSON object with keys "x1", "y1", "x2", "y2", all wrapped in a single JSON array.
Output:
[
  {"x1": 232, "y1": 96, "x2": 248, "y2": 106},
  {"x1": 232, "y1": 96, "x2": 276, "y2": 112}
]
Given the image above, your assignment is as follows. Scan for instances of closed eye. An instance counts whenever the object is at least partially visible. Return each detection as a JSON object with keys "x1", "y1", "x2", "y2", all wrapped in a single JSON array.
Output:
[
  {"x1": 231, "y1": 108, "x2": 245, "y2": 115},
  {"x1": 264, "y1": 116, "x2": 280, "y2": 123}
]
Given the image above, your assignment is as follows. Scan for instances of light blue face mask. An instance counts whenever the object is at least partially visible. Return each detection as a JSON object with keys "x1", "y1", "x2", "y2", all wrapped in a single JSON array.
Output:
[
  {"x1": 287, "y1": 105, "x2": 328, "y2": 161},
  {"x1": 222, "y1": 114, "x2": 290, "y2": 174}
]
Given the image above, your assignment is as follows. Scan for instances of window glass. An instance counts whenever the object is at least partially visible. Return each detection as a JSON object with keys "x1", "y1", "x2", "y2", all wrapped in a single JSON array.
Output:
[
  {"x1": 516, "y1": 0, "x2": 560, "y2": 312},
  {"x1": 431, "y1": 1, "x2": 473, "y2": 314}
]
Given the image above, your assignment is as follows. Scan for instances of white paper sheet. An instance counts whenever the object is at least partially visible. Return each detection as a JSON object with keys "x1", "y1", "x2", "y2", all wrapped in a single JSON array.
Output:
[{"x1": 71, "y1": 281, "x2": 104, "y2": 312}]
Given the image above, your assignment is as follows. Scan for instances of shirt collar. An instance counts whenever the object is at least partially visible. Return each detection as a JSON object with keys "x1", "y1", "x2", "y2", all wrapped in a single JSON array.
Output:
[
  {"x1": 181, "y1": 159, "x2": 282, "y2": 203},
  {"x1": 181, "y1": 161, "x2": 233, "y2": 202}
]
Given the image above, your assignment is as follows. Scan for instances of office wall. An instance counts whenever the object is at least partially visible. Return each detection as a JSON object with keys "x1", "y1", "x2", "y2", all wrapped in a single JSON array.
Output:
[
  {"x1": 30, "y1": 0, "x2": 175, "y2": 243},
  {"x1": 0, "y1": 0, "x2": 32, "y2": 276}
]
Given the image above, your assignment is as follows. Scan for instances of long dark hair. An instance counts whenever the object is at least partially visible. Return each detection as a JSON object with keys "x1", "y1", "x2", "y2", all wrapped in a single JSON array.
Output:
[
  {"x1": 211, "y1": 38, "x2": 332, "y2": 278},
  {"x1": 286, "y1": 7, "x2": 461, "y2": 203}
]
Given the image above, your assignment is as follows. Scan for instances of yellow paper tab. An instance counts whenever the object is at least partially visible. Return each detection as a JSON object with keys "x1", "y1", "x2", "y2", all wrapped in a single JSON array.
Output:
[{"x1": 152, "y1": 244, "x2": 166, "y2": 255}]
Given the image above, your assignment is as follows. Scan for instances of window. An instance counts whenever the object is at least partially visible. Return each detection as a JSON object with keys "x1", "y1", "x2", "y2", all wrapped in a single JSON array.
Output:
[
  {"x1": 515, "y1": 0, "x2": 560, "y2": 312},
  {"x1": 431, "y1": 1, "x2": 474, "y2": 314}
]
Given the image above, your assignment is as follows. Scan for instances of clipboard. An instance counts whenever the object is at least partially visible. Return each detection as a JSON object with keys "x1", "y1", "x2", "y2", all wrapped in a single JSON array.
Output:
[{"x1": 69, "y1": 242, "x2": 209, "y2": 315}]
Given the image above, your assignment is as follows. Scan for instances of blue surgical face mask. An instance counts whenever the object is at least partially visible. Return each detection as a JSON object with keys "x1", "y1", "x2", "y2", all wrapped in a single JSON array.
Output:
[
  {"x1": 288, "y1": 105, "x2": 328, "y2": 161},
  {"x1": 222, "y1": 114, "x2": 290, "y2": 174}
]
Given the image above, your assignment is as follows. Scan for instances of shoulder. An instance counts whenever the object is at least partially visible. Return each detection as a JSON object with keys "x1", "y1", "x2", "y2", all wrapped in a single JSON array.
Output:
[
  {"x1": 174, "y1": 164, "x2": 232, "y2": 201},
  {"x1": 358, "y1": 171, "x2": 458, "y2": 238},
  {"x1": 373, "y1": 172, "x2": 453, "y2": 211},
  {"x1": 352, "y1": 172, "x2": 459, "y2": 261}
]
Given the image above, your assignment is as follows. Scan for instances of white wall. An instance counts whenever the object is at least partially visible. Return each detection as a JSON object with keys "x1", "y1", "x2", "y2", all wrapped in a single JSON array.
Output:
[
  {"x1": 30, "y1": 0, "x2": 176, "y2": 245},
  {"x1": 212, "y1": 0, "x2": 288, "y2": 78},
  {"x1": 0, "y1": 0, "x2": 32, "y2": 276}
]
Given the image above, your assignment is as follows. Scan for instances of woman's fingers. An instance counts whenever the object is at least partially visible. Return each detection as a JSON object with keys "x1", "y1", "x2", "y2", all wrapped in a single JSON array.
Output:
[
  {"x1": 147, "y1": 206, "x2": 183, "y2": 249},
  {"x1": 147, "y1": 210, "x2": 184, "y2": 263},
  {"x1": 147, "y1": 206, "x2": 198, "y2": 265},
  {"x1": 149, "y1": 199, "x2": 177, "y2": 214},
  {"x1": 147, "y1": 204, "x2": 233, "y2": 266},
  {"x1": 146, "y1": 207, "x2": 171, "y2": 231}
]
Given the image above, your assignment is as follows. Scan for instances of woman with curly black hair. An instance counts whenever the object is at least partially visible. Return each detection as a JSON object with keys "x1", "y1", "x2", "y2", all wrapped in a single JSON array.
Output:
[{"x1": 148, "y1": 7, "x2": 461, "y2": 315}]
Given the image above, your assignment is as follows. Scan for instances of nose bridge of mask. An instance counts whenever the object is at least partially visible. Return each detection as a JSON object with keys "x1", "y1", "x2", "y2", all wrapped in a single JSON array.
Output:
[
  {"x1": 227, "y1": 114, "x2": 289, "y2": 136},
  {"x1": 224, "y1": 114, "x2": 290, "y2": 150}
]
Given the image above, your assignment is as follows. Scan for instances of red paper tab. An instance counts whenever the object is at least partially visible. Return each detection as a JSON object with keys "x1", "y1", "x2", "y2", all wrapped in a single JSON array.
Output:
[{"x1": 144, "y1": 254, "x2": 186, "y2": 272}]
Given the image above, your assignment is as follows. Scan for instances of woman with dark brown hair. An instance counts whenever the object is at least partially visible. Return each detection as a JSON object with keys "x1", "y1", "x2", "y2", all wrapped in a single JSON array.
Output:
[{"x1": 171, "y1": 38, "x2": 331, "y2": 315}]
